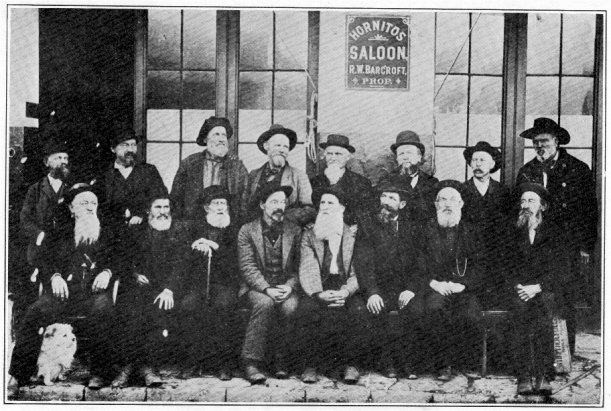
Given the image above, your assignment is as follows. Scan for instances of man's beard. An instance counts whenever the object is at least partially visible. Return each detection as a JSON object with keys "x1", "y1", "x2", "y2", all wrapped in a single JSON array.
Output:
[
  {"x1": 207, "y1": 144, "x2": 228, "y2": 158},
  {"x1": 270, "y1": 208, "x2": 285, "y2": 222},
  {"x1": 120, "y1": 152, "x2": 136, "y2": 167},
  {"x1": 149, "y1": 214, "x2": 172, "y2": 231},
  {"x1": 437, "y1": 207, "x2": 461, "y2": 228},
  {"x1": 49, "y1": 164, "x2": 70, "y2": 180},
  {"x1": 400, "y1": 162, "x2": 419, "y2": 175},
  {"x1": 269, "y1": 153, "x2": 287, "y2": 168},
  {"x1": 376, "y1": 204, "x2": 399, "y2": 224},
  {"x1": 324, "y1": 163, "x2": 345, "y2": 184},
  {"x1": 313, "y1": 211, "x2": 344, "y2": 240},
  {"x1": 206, "y1": 210, "x2": 231, "y2": 228},
  {"x1": 517, "y1": 209, "x2": 542, "y2": 230},
  {"x1": 74, "y1": 214, "x2": 101, "y2": 246}
]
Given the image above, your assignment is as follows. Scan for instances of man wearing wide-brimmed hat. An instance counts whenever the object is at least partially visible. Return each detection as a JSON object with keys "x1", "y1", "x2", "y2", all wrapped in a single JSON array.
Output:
[
  {"x1": 379, "y1": 130, "x2": 439, "y2": 223},
  {"x1": 20, "y1": 130, "x2": 73, "y2": 268},
  {"x1": 171, "y1": 116, "x2": 249, "y2": 222},
  {"x1": 505, "y1": 183, "x2": 568, "y2": 396},
  {"x1": 516, "y1": 117, "x2": 597, "y2": 354},
  {"x1": 243, "y1": 124, "x2": 315, "y2": 226},
  {"x1": 462, "y1": 141, "x2": 511, "y2": 309},
  {"x1": 310, "y1": 134, "x2": 375, "y2": 226}
]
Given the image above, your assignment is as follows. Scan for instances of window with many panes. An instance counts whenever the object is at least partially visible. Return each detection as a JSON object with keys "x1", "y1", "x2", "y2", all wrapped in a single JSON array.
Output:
[
  {"x1": 524, "y1": 13, "x2": 596, "y2": 168},
  {"x1": 145, "y1": 9, "x2": 217, "y2": 188},
  {"x1": 237, "y1": 11, "x2": 310, "y2": 172},
  {"x1": 433, "y1": 12, "x2": 505, "y2": 182}
]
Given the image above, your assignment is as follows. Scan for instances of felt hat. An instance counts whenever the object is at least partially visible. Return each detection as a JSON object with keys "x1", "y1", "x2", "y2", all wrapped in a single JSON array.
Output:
[
  {"x1": 390, "y1": 130, "x2": 425, "y2": 155},
  {"x1": 520, "y1": 117, "x2": 570, "y2": 145},
  {"x1": 319, "y1": 134, "x2": 355, "y2": 153},
  {"x1": 257, "y1": 124, "x2": 297, "y2": 154},
  {"x1": 463, "y1": 141, "x2": 502, "y2": 174},
  {"x1": 196, "y1": 116, "x2": 233, "y2": 146}
]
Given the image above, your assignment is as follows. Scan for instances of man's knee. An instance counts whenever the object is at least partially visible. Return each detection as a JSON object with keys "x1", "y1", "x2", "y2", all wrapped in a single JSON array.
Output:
[
  {"x1": 279, "y1": 294, "x2": 299, "y2": 318},
  {"x1": 248, "y1": 291, "x2": 275, "y2": 313},
  {"x1": 90, "y1": 293, "x2": 113, "y2": 316}
]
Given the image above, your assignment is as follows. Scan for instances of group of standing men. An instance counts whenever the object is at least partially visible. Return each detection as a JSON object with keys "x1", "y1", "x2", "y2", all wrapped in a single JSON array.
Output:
[{"x1": 10, "y1": 115, "x2": 597, "y2": 396}]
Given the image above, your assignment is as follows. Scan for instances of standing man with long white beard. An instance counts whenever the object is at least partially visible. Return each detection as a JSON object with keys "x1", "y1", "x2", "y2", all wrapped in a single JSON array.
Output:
[
  {"x1": 505, "y1": 183, "x2": 568, "y2": 396},
  {"x1": 178, "y1": 185, "x2": 240, "y2": 381},
  {"x1": 171, "y1": 116, "x2": 249, "y2": 222},
  {"x1": 244, "y1": 124, "x2": 315, "y2": 226},
  {"x1": 418, "y1": 180, "x2": 484, "y2": 381},
  {"x1": 298, "y1": 187, "x2": 365, "y2": 384},
  {"x1": 9, "y1": 184, "x2": 116, "y2": 391}
]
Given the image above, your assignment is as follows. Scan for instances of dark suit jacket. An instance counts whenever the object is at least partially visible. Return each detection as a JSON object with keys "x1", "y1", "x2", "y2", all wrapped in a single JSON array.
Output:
[
  {"x1": 379, "y1": 168, "x2": 439, "y2": 223},
  {"x1": 310, "y1": 169, "x2": 375, "y2": 225},
  {"x1": 171, "y1": 151, "x2": 249, "y2": 222},
  {"x1": 237, "y1": 218, "x2": 302, "y2": 297},
  {"x1": 355, "y1": 213, "x2": 421, "y2": 298},
  {"x1": 299, "y1": 225, "x2": 359, "y2": 297},
  {"x1": 516, "y1": 148, "x2": 598, "y2": 253},
  {"x1": 417, "y1": 219, "x2": 484, "y2": 293}
]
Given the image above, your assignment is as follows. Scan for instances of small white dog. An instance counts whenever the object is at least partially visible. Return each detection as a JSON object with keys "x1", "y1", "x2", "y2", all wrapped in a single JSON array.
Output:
[{"x1": 36, "y1": 323, "x2": 77, "y2": 385}]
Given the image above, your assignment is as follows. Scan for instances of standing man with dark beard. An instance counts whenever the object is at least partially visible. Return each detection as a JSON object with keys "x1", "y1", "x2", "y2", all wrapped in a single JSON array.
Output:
[
  {"x1": 506, "y1": 183, "x2": 567, "y2": 396},
  {"x1": 298, "y1": 187, "x2": 365, "y2": 384},
  {"x1": 418, "y1": 181, "x2": 484, "y2": 381},
  {"x1": 171, "y1": 116, "x2": 249, "y2": 222},
  {"x1": 244, "y1": 124, "x2": 315, "y2": 226},
  {"x1": 9, "y1": 184, "x2": 116, "y2": 390},
  {"x1": 178, "y1": 185, "x2": 240, "y2": 381},
  {"x1": 354, "y1": 180, "x2": 424, "y2": 379},
  {"x1": 21, "y1": 137, "x2": 72, "y2": 269},
  {"x1": 111, "y1": 196, "x2": 183, "y2": 388},
  {"x1": 238, "y1": 184, "x2": 301, "y2": 384}
]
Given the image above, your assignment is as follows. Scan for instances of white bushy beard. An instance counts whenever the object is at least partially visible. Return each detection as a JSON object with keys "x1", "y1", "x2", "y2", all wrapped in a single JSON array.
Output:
[
  {"x1": 324, "y1": 163, "x2": 345, "y2": 185},
  {"x1": 269, "y1": 153, "x2": 287, "y2": 168},
  {"x1": 517, "y1": 209, "x2": 542, "y2": 231},
  {"x1": 437, "y1": 207, "x2": 462, "y2": 228},
  {"x1": 313, "y1": 211, "x2": 344, "y2": 241},
  {"x1": 74, "y1": 214, "x2": 101, "y2": 246},
  {"x1": 206, "y1": 144, "x2": 228, "y2": 158},
  {"x1": 149, "y1": 214, "x2": 172, "y2": 231},
  {"x1": 206, "y1": 210, "x2": 231, "y2": 228}
]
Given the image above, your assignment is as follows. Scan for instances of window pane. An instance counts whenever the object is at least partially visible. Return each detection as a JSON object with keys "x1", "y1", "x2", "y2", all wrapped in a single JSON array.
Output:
[
  {"x1": 434, "y1": 75, "x2": 468, "y2": 145},
  {"x1": 239, "y1": 110, "x2": 271, "y2": 143},
  {"x1": 470, "y1": 13, "x2": 504, "y2": 74},
  {"x1": 274, "y1": 72, "x2": 307, "y2": 111},
  {"x1": 523, "y1": 147, "x2": 536, "y2": 164},
  {"x1": 561, "y1": 77, "x2": 593, "y2": 116},
  {"x1": 147, "y1": 142, "x2": 179, "y2": 190},
  {"x1": 525, "y1": 76, "x2": 559, "y2": 117},
  {"x1": 565, "y1": 149, "x2": 592, "y2": 168},
  {"x1": 148, "y1": 9, "x2": 181, "y2": 69},
  {"x1": 181, "y1": 142, "x2": 202, "y2": 161},
  {"x1": 147, "y1": 109, "x2": 180, "y2": 142},
  {"x1": 183, "y1": 71, "x2": 216, "y2": 110},
  {"x1": 434, "y1": 147, "x2": 466, "y2": 181},
  {"x1": 469, "y1": 76, "x2": 502, "y2": 146},
  {"x1": 183, "y1": 9, "x2": 217, "y2": 70},
  {"x1": 527, "y1": 13, "x2": 560, "y2": 74},
  {"x1": 240, "y1": 11, "x2": 273, "y2": 70},
  {"x1": 147, "y1": 71, "x2": 181, "y2": 109},
  {"x1": 239, "y1": 72, "x2": 272, "y2": 109},
  {"x1": 561, "y1": 116, "x2": 593, "y2": 148},
  {"x1": 562, "y1": 14, "x2": 596, "y2": 75},
  {"x1": 435, "y1": 13, "x2": 470, "y2": 74},
  {"x1": 182, "y1": 109, "x2": 216, "y2": 143},
  {"x1": 275, "y1": 11, "x2": 308, "y2": 70}
]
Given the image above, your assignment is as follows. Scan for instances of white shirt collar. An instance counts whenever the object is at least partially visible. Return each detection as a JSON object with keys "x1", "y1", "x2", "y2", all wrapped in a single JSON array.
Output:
[
  {"x1": 114, "y1": 161, "x2": 133, "y2": 178},
  {"x1": 47, "y1": 175, "x2": 63, "y2": 193},
  {"x1": 472, "y1": 177, "x2": 490, "y2": 196}
]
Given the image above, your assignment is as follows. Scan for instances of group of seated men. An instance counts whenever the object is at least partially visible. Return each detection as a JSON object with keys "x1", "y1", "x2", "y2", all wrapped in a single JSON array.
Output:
[{"x1": 9, "y1": 115, "x2": 597, "y2": 397}]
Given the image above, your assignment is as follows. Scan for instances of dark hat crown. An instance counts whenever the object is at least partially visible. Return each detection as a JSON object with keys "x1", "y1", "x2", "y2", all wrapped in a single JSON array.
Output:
[
  {"x1": 111, "y1": 128, "x2": 140, "y2": 148},
  {"x1": 256, "y1": 183, "x2": 294, "y2": 205},
  {"x1": 391, "y1": 130, "x2": 425, "y2": 154},
  {"x1": 320, "y1": 134, "x2": 355, "y2": 153},
  {"x1": 42, "y1": 138, "x2": 69, "y2": 157},
  {"x1": 463, "y1": 141, "x2": 502, "y2": 173},
  {"x1": 435, "y1": 179, "x2": 467, "y2": 200},
  {"x1": 517, "y1": 182, "x2": 551, "y2": 203},
  {"x1": 376, "y1": 178, "x2": 411, "y2": 201},
  {"x1": 197, "y1": 116, "x2": 233, "y2": 146},
  {"x1": 64, "y1": 182, "x2": 97, "y2": 205},
  {"x1": 312, "y1": 186, "x2": 348, "y2": 207},
  {"x1": 201, "y1": 184, "x2": 231, "y2": 205},
  {"x1": 520, "y1": 117, "x2": 570, "y2": 145},
  {"x1": 257, "y1": 124, "x2": 298, "y2": 154}
]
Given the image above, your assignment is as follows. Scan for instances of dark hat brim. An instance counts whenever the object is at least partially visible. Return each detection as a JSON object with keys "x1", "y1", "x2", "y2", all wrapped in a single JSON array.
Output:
[
  {"x1": 517, "y1": 182, "x2": 551, "y2": 204},
  {"x1": 463, "y1": 144, "x2": 502, "y2": 174},
  {"x1": 319, "y1": 142, "x2": 355, "y2": 153},
  {"x1": 257, "y1": 128, "x2": 297, "y2": 154},
  {"x1": 375, "y1": 181, "x2": 411, "y2": 201},
  {"x1": 311, "y1": 187, "x2": 349, "y2": 208},
  {"x1": 199, "y1": 185, "x2": 232, "y2": 206},
  {"x1": 520, "y1": 125, "x2": 571, "y2": 145},
  {"x1": 111, "y1": 132, "x2": 141, "y2": 148},
  {"x1": 390, "y1": 141, "x2": 425, "y2": 155},
  {"x1": 63, "y1": 183, "x2": 99, "y2": 205},
  {"x1": 196, "y1": 117, "x2": 234, "y2": 146},
  {"x1": 255, "y1": 184, "x2": 294, "y2": 205}
]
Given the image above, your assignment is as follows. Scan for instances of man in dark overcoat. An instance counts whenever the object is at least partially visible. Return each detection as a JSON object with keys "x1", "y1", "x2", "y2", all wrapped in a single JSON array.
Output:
[
  {"x1": 505, "y1": 183, "x2": 568, "y2": 396},
  {"x1": 310, "y1": 134, "x2": 375, "y2": 226},
  {"x1": 354, "y1": 180, "x2": 424, "y2": 379},
  {"x1": 9, "y1": 184, "x2": 115, "y2": 390},
  {"x1": 463, "y1": 141, "x2": 511, "y2": 308},
  {"x1": 418, "y1": 180, "x2": 484, "y2": 381},
  {"x1": 516, "y1": 117, "x2": 598, "y2": 353},
  {"x1": 170, "y1": 116, "x2": 249, "y2": 222}
]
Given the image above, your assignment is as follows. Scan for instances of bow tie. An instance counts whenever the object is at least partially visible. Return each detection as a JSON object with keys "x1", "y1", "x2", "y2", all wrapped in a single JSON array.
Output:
[{"x1": 206, "y1": 156, "x2": 224, "y2": 164}]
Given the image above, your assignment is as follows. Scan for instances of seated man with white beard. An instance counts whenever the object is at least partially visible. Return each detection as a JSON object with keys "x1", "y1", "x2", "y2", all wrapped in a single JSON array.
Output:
[
  {"x1": 505, "y1": 183, "x2": 567, "y2": 396},
  {"x1": 9, "y1": 184, "x2": 116, "y2": 390},
  {"x1": 418, "y1": 180, "x2": 484, "y2": 381},
  {"x1": 111, "y1": 195, "x2": 183, "y2": 388},
  {"x1": 178, "y1": 185, "x2": 240, "y2": 381},
  {"x1": 298, "y1": 187, "x2": 366, "y2": 384}
]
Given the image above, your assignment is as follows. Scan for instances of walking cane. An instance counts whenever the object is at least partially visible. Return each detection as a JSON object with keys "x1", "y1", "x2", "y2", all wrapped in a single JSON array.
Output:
[{"x1": 205, "y1": 249, "x2": 212, "y2": 305}]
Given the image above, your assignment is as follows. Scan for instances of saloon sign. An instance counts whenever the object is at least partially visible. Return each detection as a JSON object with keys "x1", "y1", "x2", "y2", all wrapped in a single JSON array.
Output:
[{"x1": 346, "y1": 15, "x2": 410, "y2": 90}]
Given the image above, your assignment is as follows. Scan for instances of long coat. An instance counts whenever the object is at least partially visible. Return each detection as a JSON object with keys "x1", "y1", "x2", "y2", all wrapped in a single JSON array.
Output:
[
  {"x1": 20, "y1": 176, "x2": 72, "y2": 266},
  {"x1": 244, "y1": 163, "x2": 315, "y2": 226},
  {"x1": 516, "y1": 148, "x2": 598, "y2": 254},
  {"x1": 354, "y1": 213, "x2": 421, "y2": 298},
  {"x1": 380, "y1": 168, "x2": 439, "y2": 223},
  {"x1": 299, "y1": 225, "x2": 359, "y2": 298},
  {"x1": 170, "y1": 151, "x2": 249, "y2": 222},
  {"x1": 237, "y1": 218, "x2": 302, "y2": 297},
  {"x1": 310, "y1": 169, "x2": 376, "y2": 225}
]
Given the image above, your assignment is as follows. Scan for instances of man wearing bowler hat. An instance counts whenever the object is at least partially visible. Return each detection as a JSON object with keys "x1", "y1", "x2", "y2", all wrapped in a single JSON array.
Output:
[
  {"x1": 463, "y1": 141, "x2": 511, "y2": 308},
  {"x1": 171, "y1": 116, "x2": 249, "y2": 222},
  {"x1": 238, "y1": 184, "x2": 301, "y2": 383},
  {"x1": 310, "y1": 134, "x2": 375, "y2": 226},
  {"x1": 380, "y1": 130, "x2": 439, "y2": 223},
  {"x1": 244, "y1": 124, "x2": 315, "y2": 226},
  {"x1": 516, "y1": 117, "x2": 598, "y2": 354}
]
